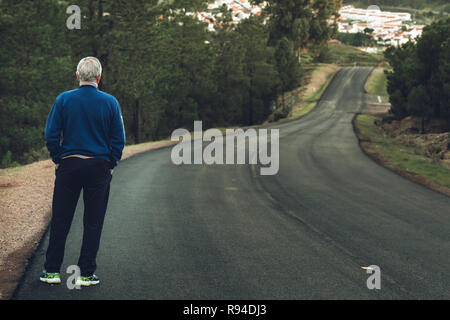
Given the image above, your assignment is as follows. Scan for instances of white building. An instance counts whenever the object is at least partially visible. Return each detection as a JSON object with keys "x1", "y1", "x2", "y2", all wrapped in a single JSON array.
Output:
[
  {"x1": 197, "y1": 0, "x2": 266, "y2": 31},
  {"x1": 338, "y1": 5, "x2": 423, "y2": 47},
  {"x1": 339, "y1": 5, "x2": 411, "y2": 23}
]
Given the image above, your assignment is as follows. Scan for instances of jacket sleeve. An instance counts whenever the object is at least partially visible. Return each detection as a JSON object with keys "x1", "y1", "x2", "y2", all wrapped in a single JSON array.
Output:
[
  {"x1": 109, "y1": 99, "x2": 126, "y2": 169},
  {"x1": 45, "y1": 97, "x2": 64, "y2": 164}
]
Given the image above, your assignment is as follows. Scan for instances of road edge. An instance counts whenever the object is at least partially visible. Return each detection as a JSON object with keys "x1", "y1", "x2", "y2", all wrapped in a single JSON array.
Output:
[{"x1": 352, "y1": 113, "x2": 450, "y2": 198}]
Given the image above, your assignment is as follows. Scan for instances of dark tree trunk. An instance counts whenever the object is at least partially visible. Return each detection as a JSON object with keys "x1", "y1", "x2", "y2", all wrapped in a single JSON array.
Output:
[
  {"x1": 249, "y1": 77, "x2": 254, "y2": 125},
  {"x1": 98, "y1": 0, "x2": 103, "y2": 19},
  {"x1": 421, "y1": 117, "x2": 425, "y2": 134},
  {"x1": 134, "y1": 99, "x2": 141, "y2": 143}
]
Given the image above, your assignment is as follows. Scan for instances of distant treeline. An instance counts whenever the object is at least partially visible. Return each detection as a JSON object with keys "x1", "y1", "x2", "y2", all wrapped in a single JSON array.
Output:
[
  {"x1": 385, "y1": 18, "x2": 450, "y2": 130},
  {"x1": 0, "y1": 0, "x2": 341, "y2": 167}
]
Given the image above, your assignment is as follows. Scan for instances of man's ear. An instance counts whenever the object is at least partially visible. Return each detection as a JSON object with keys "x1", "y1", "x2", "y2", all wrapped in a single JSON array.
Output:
[
  {"x1": 76, "y1": 72, "x2": 80, "y2": 81},
  {"x1": 96, "y1": 73, "x2": 102, "y2": 84}
]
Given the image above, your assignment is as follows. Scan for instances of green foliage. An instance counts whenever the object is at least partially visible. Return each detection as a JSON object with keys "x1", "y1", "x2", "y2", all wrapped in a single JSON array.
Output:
[
  {"x1": 275, "y1": 38, "x2": 303, "y2": 93},
  {"x1": 0, "y1": 0, "x2": 73, "y2": 166},
  {"x1": 254, "y1": 0, "x2": 343, "y2": 55},
  {"x1": 385, "y1": 18, "x2": 450, "y2": 123},
  {"x1": 1, "y1": 151, "x2": 20, "y2": 168},
  {"x1": 336, "y1": 32, "x2": 376, "y2": 47},
  {"x1": 235, "y1": 17, "x2": 282, "y2": 125},
  {"x1": 325, "y1": 43, "x2": 384, "y2": 66}
]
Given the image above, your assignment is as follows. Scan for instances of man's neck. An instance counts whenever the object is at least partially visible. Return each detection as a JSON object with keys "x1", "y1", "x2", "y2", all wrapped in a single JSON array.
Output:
[{"x1": 79, "y1": 81, "x2": 98, "y2": 88}]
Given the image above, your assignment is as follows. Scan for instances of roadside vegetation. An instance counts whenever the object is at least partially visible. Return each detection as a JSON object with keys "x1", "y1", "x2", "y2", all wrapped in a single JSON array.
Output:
[
  {"x1": 336, "y1": 31, "x2": 377, "y2": 47},
  {"x1": 355, "y1": 114, "x2": 450, "y2": 192},
  {"x1": 385, "y1": 18, "x2": 449, "y2": 132},
  {"x1": 365, "y1": 69, "x2": 389, "y2": 97},
  {"x1": 355, "y1": 17, "x2": 450, "y2": 194},
  {"x1": 267, "y1": 63, "x2": 340, "y2": 122},
  {"x1": 323, "y1": 42, "x2": 385, "y2": 66},
  {"x1": 288, "y1": 64, "x2": 339, "y2": 118}
]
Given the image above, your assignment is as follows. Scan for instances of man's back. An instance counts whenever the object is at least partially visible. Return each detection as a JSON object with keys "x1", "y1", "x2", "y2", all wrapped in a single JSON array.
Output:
[{"x1": 45, "y1": 84, "x2": 125, "y2": 168}]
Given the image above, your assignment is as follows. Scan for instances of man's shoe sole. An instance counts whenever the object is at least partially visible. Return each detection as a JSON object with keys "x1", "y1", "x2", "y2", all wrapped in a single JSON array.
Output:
[
  {"x1": 75, "y1": 279, "x2": 100, "y2": 287},
  {"x1": 40, "y1": 277, "x2": 61, "y2": 284}
]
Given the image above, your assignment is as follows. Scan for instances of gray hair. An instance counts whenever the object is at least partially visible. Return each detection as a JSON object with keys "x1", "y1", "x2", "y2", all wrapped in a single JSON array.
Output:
[{"x1": 76, "y1": 57, "x2": 102, "y2": 82}]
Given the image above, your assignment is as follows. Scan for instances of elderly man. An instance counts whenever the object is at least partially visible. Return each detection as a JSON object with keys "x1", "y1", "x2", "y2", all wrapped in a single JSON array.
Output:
[{"x1": 40, "y1": 57, "x2": 125, "y2": 286}]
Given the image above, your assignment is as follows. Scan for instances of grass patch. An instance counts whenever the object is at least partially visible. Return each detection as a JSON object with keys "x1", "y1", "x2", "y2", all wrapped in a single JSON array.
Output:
[
  {"x1": 327, "y1": 43, "x2": 384, "y2": 66},
  {"x1": 365, "y1": 69, "x2": 389, "y2": 97},
  {"x1": 290, "y1": 102, "x2": 317, "y2": 119},
  {"x1": 356, "y1": 114, "x2": 450, "y2": 189}
]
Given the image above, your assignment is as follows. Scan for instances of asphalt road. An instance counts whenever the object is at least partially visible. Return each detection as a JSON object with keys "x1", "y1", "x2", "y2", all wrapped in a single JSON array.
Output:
[{"x1": 14, "y1": 67, "x2": 450, "y2": 299}]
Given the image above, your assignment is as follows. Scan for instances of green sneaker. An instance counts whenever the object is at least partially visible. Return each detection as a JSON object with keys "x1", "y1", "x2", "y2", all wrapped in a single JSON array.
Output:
[
  {"x1": 40, "y1": 270, "x2": 61, "y2": 284},
  {"x1": 75, "y1": 274, "x2": 100, "y2": 287}
]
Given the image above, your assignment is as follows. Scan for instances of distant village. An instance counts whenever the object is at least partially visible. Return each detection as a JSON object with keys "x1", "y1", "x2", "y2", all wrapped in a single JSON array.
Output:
[
  {"x1": 193, "y1": 0, "x2": 265, "y2": 31},
  {"x1": 192, "y1": 1, "x2": 424, "y2": 53},
  {"x1": 338, "y1": 5, "x2": 425, "y2": 53}
]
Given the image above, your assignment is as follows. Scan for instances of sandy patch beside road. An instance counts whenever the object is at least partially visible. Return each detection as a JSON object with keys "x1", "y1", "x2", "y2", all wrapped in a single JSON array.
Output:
[{"x1": 0, "y1": 139, "x2": 176, "y2": 300}]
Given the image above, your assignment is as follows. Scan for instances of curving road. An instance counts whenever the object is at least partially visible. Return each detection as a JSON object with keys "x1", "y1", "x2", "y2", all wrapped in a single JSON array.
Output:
[{"x1": 14, "y1": 67, "x2": 450, "y2": 300}]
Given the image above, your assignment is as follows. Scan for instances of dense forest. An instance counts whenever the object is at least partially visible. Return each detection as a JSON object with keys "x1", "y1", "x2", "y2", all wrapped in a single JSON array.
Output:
[
  {"x1": 385, "y1": 17, "x2": 450, "y2": 131},
  {"x1": 0, "y1": 0, "x2": 341, "y2": 168}
]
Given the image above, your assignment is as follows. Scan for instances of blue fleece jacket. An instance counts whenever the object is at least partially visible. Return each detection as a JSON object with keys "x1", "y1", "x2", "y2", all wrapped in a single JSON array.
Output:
[{"x1": 45, "y1": 85, "x2": 126, "y2": 169}]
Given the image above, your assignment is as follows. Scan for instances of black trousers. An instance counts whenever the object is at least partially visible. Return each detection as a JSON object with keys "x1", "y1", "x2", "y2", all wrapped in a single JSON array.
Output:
[{"x1": 44, "y1": 157, "x2": 112, "y2": 276}]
